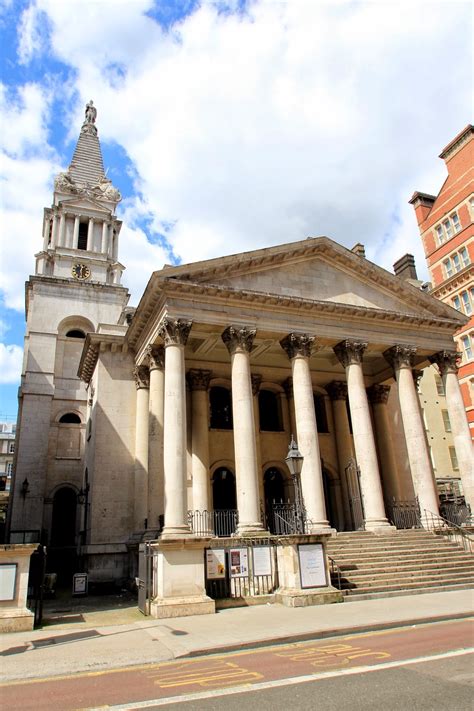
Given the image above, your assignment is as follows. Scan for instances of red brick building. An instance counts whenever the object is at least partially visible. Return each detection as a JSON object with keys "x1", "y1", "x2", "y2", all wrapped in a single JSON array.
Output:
[{"x1": 410, "y1": 125, "x2": 474, "y2": 441}]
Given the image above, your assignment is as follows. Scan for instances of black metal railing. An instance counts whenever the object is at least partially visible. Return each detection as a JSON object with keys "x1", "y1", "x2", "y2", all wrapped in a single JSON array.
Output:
[
  {"x1": 268, "y1": 503, "x2": 307, "y2": 535},
  {"x1": 439, "y1": 501, "x2": 472, "y2": 527},
  {"x1": 387, "y1": 499, "x2": 421, "y2": 529},
  {"x1": 423, "y1": 509, "x2": 474, "y2": 553},
  {"x1": 188, "y1": 509, "x2": 238, "y2": 537},
  {"x1": 328, "y1": 556, "x2": 342, "y2": 590}
]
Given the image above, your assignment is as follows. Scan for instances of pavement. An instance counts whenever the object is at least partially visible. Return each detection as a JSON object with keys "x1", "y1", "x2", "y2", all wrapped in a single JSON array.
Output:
[{"x1": 1, "y1": 588, "x2": 473, "y2": 683}]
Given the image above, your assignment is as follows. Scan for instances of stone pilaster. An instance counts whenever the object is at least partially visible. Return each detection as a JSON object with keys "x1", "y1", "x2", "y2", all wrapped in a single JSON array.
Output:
[
  {"x1": 280, "y1": 334, "x2": 330, "y2": 531},
  {"x1": 430, "y1": 350, "x2": 474, "y2": 510},
  {"x1": 384, "y1": 345, "x2": 439, "y2": 520},
  {"x1": 334, "y1": 340, "x2": 391, "y2": 531},
  {"x1": 367, "y1": 383, "x2": 401, "y2": 502},
  {"x1": 326, "y1": 380, "x2": 353, "y2": 529},
  {"x1": 222, "y1": 326, "x2": 265, "y2": 535},
  {"x1": 133, "y1": 365, "x2": 150, "y2": 531},
  {"x1": 187, "y1": 369, "x2": 212, "y2": 516},
  {"x1": 158, "y1": 319, "x2": 193, "y2": 537},
  {"x1": 147, "y1": 345, "x2": 165, "y2": 530}
]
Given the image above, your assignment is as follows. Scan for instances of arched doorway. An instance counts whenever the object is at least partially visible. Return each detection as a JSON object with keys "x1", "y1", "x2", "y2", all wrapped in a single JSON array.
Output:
[
  {"x1": 212, "y1": 468, "x2": 237, "y2": 536},
  {"x1": 49, "y1": 487, "x2": 78, "y2": 584},
  {"x1": 322, "y1": 468, "x2": 338, "y2": 529},
  {"x1": 264, "y1": 467, "x2": 291, "y2": 534}
]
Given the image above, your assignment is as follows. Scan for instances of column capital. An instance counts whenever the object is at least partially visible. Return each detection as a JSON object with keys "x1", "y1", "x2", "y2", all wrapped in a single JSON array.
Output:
[
  {"x1": 333, "y1": 339, "x2": 368, "y2": 367},
  {"x1": 412, "y1": 369, "x2": 424, "y2": 389},
  {"x1": 133, "y1": 364, "x2": 150, "y2": 389},
  {"x1": 158, "y1": 318, "x2": 192, "y2": 346},
  {"x1": 384, "y1": 344, "x2": 417, "y2": 371},
  {"x1": 251, "y1": 374, "x2": 262, "y2": 396},
  {"x1": 429, "y1": 349, "x2": 461, "y2": 376},
  {"x1": 280, "y1": 333, "x2": 315, "y2": 359},
  {"x1": 326, "y1": 380, "x2": 348, "y2": 401},
  {"x1": 146, "y1": 344, "x2": 165, "y2": 370},
  {"x1": 187, "y1": 368, "x2": 212, "y2": 391},
  {"x1": 222, "y1": 325, "x2": 256, "y2": 355},
  {"x1": 367, "y1": 383, "x2": 391, "y2": 404}
]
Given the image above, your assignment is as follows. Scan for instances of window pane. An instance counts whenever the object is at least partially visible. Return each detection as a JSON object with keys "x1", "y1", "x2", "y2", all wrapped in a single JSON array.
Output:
[
  {"x1": 452, "y1": 253, "x2": 461, "y2": 271},
  {"x1": 453, "y1": 296, "x2": 461, "y2": 311},
  {"x1": 209, "y1": 387, "x2": 233, "y2": 429},
  {"x1": 435, "y1": 375, "x2": 445, "y2": 395},
  {"x1": 259, "y1": 390, "x2": 283, "y2": 431},
  {"x1": 444, "y1": 258, "x2": 453, "y2": 277},
  {"x1": 461, "y1": 291, "x2": 472, "y2": 315},
  {"x1": 451, "y1": 213, "x2": 461, "y2": 232},
  {"x1": 435, "y1": 225, "x2": 444, "y2": 245},
  {"x1": 442, "y1": 410, "x2": 451, "y2": 432},
  {"x1": 443, "y1": 219, "x2": 452, "y2": 238},
  {"x1": 460, "y1": 247, "x2": 469, "y2": 266},
  {"x1": 449, "y1": 446, "x2": 459, "y2": 470}
]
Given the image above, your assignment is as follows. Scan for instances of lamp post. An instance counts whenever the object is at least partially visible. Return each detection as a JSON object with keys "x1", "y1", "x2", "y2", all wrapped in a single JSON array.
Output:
[{"x1": 285, "y1": 437, "x2": 305, "y2": 533}]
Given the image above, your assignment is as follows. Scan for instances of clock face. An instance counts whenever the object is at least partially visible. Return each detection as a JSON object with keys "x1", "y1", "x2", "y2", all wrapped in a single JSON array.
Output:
[{"x1": 72, "y1": 263, "x2": 91, "y2": 280}]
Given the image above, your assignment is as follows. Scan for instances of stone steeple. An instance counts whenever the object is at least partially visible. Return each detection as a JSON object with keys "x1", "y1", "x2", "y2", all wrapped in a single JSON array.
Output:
[{"x1": 35, "y1": 101, "x2": 125, "y2": 286}]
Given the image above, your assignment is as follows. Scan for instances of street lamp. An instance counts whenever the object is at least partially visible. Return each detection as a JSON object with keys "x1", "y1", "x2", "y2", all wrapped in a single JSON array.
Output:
[{"x1": 285, "y1": 437, "x2": 305, "y2": 533}]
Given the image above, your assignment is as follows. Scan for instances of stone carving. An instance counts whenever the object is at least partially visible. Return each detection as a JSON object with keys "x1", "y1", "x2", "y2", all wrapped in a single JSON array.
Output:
[
  {"x1": 146, "y1": 345, "x2": 165, "y2": 370},
  {"x1": 280, "y1": 333, "x2": 315, "y2": 359},
  {"x1": 85, "y1": 100, "x2": 97, "y2": 124},
  {"x1": 251, "y1": 374, "x2": 262, "y2": 396},
  {"x1": 333, "y1": 339, "x2": 367, "y2": 367},
  {"x1": 158, "y1": 318, "x2": 192, "y2": 346},
  {"x1": 367, "y1": 383, "x2": 390, "y2": 404},
  {"x1": 429, "y1": 350, "x2": 460, "y2": 376},
  {"x1": 54, "y1": 171, "x2": 75, "y2": 192},
  {"x1": 94, "y1": 176, "x2": 121, "y2": 201},
  {"x1": 383, "y1": 344, "x2": 417, "y2": 371},
  {"x1": 187, "y1": 369, "x2": 212, "y2": 391},
  {"x1": 133, "y1": 364, "x2": 149, "y2": 389},
  {"x1": 326, "y1": 380, "x2": 348, "y2": 401},
  {"x1": 222, "y1": 325, "x2": 256, "y2": 355}
]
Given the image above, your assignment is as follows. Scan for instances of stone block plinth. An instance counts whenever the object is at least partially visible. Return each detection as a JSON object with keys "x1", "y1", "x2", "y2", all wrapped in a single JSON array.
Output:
[{"x1": 0, "y1": 544, "x2": 37, "y2": 633}]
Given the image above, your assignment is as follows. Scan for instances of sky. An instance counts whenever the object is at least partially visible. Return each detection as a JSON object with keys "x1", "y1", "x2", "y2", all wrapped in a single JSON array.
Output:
[{"x1": 0, "y1": 0, "x2": 472, "y2": 421}]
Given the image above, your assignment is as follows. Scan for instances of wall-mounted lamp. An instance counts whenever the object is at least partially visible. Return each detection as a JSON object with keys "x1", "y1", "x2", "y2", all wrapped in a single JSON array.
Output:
[{"x1": 20, "y1": 478, "x2": 30, "y2": 498}]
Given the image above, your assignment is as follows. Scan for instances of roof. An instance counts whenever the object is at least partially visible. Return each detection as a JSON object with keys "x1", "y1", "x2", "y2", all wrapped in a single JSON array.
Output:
[{"x1": 68, "y1": 122, "x2": 105, "y2": 186}]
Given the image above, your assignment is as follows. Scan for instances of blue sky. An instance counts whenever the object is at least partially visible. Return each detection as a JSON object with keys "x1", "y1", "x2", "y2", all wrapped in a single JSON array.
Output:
[{"x1": 0, "y1": 0, "x2": 472, "y2": 421}]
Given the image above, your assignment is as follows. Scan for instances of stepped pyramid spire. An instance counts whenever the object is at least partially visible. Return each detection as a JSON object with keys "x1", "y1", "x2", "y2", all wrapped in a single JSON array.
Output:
[{"x1": 54, "y1": 101, "x2": 121, "y2": 203}]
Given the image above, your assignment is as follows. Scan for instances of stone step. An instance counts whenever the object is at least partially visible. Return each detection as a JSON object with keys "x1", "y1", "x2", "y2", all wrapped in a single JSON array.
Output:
[
  {"x1": 326, "y1": 537, "x2": 459, "y2": 550},
  {"x1": 333, "y1": 561, "x2": 474, "y2": 575},
  {"x1": 342, "y1": 582, "x2": 474, "y2": 601},
  {"x1": 333, "y1": 567, "x2": 474, "y2": 585},
  {"x1": 334, "y1": 575, "x2": 474, "y2": 595},
  {"x1": 327, "y1": 547, "x2": 467, "y2": 562}
]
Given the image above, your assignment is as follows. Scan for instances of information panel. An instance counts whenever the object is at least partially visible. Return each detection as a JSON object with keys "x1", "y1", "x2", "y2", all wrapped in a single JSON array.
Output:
[
  {"x1": 298, "y1": 543, "x2": 327, "y2": 589},
  {"x1": 229, "y1": 548, "x2": 249, "y2": 578},
  {"x1": 252, "y1": 546, "x2": 272, "y2": 577},
  {"x1": 0, "y1": 564, "x2": 17, "y2": 601},
  {"x1": 72, "y1": 573, "x2": 88, "y2": 596},
  {"x1": 206, "y1": 549, "x2": 226, "y2": 579}
]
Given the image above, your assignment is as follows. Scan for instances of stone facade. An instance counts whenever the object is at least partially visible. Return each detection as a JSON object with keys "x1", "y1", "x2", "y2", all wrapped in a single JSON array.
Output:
[{"x1": 7, "y1": 107, "x2": 473, "y2": 599}]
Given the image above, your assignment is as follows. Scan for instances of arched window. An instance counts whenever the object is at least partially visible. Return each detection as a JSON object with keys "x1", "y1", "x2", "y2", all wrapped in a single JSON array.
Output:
[
  {"x1": 212, "y1": 467, "x2": 237, "y2": 510},
  {"x1": 65, "y1": 329, "x2": 85, "y2": 339},
  {"x1": 259, "y1": 390, "x2": 283, "y2": 431},
  {"x1": 59, "y1": 413, "x2": 81, "y2": 424},
  {"x1": 78, "y1": 222, "x2": 88, "y2": 250},
  {"x1": 210, "y1": 387, "x2": 233, "y2": 429},
  {"x1": 314, "y1": 394, "x2": 329, "y2": 433}
]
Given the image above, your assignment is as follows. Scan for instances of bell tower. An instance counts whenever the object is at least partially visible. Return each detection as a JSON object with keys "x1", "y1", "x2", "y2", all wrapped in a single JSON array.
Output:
[{"x1": 36, "y1": 100, "x2": 125, "y2": 286}]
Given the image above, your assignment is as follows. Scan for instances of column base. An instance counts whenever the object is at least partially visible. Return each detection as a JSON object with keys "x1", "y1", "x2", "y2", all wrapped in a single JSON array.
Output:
[
  {"x1": 364, "y1": 519, "x2": 396, "y2": 533},
  {"x1": 150, "y1": 595, "x2": 215, "y2": 619},
  {"x1": 235, "y1": 522, "x2": 269, "y2": 537},
  {"x1": 160, "y1": 525, "x2": 192, "y2": 539},
  {"x1": 307, "y1": 523, "x2": 336, "y2": 535}
]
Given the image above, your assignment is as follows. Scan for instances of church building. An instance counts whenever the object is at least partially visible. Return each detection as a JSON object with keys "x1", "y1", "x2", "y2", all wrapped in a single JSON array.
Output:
[{"x1": 8, "y1": 106, "x2": 473, "y2": 611}]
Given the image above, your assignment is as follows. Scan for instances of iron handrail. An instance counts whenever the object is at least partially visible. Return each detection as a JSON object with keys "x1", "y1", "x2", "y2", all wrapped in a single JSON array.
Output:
[
  {"x1": 328, "y1": 555, "x2": 342, "y2": 590},
  {"x1": 423, "y1": 509, "x2": 473, "y2": 554}
]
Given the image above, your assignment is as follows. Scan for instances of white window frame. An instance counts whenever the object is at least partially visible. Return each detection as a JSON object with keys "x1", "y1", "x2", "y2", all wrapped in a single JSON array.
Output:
[
  {"x1": 451, "y1": 212, "x2": 461, "y2": 233},
  {"x1": 461, "y1": 290, "x2": 472, "y2": 315},
  {"x1": 442, "y1": 409, "x2": 451, "y2": 433},
  {"x1": 461, "y1": 334, "x2": 473, "y2": 361},
  {"x1": 449, "y1": 446, "x2": 459, "y2": 471},
  {"x1": 444, "y1": 257, "x2": 453, "y2": 278},
  {"x1": 460, "y1": 247, "x2": 470, "y2": 267}
]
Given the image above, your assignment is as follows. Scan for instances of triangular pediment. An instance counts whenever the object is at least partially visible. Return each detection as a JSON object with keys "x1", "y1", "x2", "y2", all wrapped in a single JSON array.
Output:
[
  {"x1": 156, "y1": 237, "x2": 462, "y2": 322},
  {"x1": 58, "y1": 195, "x2": 112, "y2": 215}
]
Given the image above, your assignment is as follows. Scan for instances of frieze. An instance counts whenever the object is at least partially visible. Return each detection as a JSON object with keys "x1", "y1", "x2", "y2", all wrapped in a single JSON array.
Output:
[
  {"x1": 222, "y1": 325, "x2": 256, "y2": 355},
  {"x1": 429, "y1": 350, "x2": 461, "y2": 376},
  {"x1": 384, "y1": 344, "x2": 417, "y2": 371},
  {"x1": 326, "y1": 380, "x2": 348, "y2": 401},
  {"x1": 187, "y1": 369, "x2": 212, "y2": 391},
  {"x1": 158, "y1": 318, "x2": 193, "y2": 346},
  {"x1": 280, "y1": 333, "x2": 315, "y2": 359},
  {"x1": 333, "y1": 340, "x2": 368, "y2": 367}
]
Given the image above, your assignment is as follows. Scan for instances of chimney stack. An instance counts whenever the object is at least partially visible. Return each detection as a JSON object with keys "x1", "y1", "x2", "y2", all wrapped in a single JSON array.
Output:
[{"x1": 393, "y1": 253, "x2": 418, "y2": 280}]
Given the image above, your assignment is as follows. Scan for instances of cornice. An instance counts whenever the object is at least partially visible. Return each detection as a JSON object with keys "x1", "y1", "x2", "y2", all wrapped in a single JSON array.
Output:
[
  {"x1": 430, "y1": 264, "x2": 474, "y2": 302},
  {"x1": 78, "y1": 333, "x2": 128, "y2": 383}
]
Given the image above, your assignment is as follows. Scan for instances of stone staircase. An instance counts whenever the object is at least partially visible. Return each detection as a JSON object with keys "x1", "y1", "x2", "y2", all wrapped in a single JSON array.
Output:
[{"x1": 326, "y1": 529, "x2": 474, "y2": 601}]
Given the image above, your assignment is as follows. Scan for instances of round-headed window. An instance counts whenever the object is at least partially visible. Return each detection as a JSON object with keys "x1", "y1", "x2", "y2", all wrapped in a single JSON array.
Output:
[{"x1": 59, "y1": 413, "x2": 81, "y2": 424}]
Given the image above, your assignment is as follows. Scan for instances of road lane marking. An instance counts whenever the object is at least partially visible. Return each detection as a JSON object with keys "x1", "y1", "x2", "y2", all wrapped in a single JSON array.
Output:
[{"x1": 88, "y1": 648, "x2": 474, "y2": 710}]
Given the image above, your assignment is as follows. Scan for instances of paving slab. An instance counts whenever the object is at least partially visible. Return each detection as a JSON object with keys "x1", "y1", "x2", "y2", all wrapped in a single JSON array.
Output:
[{"x1": 0, "y1": 589, "x2": 472, "y2": 682}]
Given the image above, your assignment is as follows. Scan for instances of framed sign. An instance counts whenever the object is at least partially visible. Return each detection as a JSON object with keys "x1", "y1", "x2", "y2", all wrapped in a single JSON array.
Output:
[
  {"x1": 0, "y1": 564, "x2": 17, "y2": 601},
  {"x1": 73, "y1": 573, "x2": 88, "y2": 596},
  {"x1": 229, "y1": 548, "x2": 249, "y2": 578},
  {"x1": 252, "y1": 546, "x2": 272, "y2": 577},
  {"x1": 298, "y1": 543, "x2": 327, "y2": 589},
  {"x1": 206, "y1": 549, "x2": 226, "y2": 579}
]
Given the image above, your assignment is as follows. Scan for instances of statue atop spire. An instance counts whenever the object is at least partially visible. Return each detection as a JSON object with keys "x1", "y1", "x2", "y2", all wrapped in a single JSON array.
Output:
[{"x1": 85, "y1": 100, "x2": 97, "y2": 125}]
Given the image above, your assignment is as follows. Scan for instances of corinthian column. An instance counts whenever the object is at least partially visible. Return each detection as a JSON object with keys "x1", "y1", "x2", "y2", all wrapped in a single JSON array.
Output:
[
  {"x1": 430, "y1": 350, "x2": 474, "y2": 510},
  {"x1": 147, "y1": 345, "x2": 165, "y2": 530},
  {"x1": 222, "y1": 326, "x2": 265, "y2": 535},
  {"x1": 133, "y1": 365, "x2": 149, "y2": 531},
  {"x1": 280, "y1": 333, "x2": 330, "y2": 531},
  {"x1": 187, "y1": 369, "x2": 212, "y2": 515},
  {"x1": 326, "y1": 380, "x2": 353, "y2": 529},
  {"x1": 334, "y1": 340, "x2": 391, "y2": 531},
  {"x1": 367, "y1": 384, "x2": 401, "y2": 502},
  {"x1": 159, "y1": 319, "x2": 193, "y2": 537},
  {"x1": 384, "y1": 345, "x2": 439, "y2": 520}
]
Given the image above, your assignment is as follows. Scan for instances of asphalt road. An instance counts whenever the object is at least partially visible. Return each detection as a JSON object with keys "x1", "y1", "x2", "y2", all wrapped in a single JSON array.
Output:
[{"x1": 1, "y1": 618, "x2": 472, "y2": 710}]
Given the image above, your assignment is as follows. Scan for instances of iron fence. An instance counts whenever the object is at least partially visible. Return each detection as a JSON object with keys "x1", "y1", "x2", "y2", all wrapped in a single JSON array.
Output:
[
  {"x1": 387, "y1": 499, "x2": 421, "y2": 529},
  {"x1": 423, "y1": 509, "x2": 474, "y2": 553},
  {"x1": 188, "y1": 509, "x2": 238, "y2": 537},
  {"x1": 267, "y1": 503, "x2": 307, "y2": 535},
  {"x1": 439, "y1": 501, "x2": 472, "y2": 527}
]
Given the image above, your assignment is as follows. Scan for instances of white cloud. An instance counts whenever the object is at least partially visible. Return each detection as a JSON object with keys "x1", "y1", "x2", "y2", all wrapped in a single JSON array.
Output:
[
  {"x1": 0, "y1": 343, "x2": 23, "y2": 383},
  {"x1": 17, "y1": 3, "x2": 47, "y2": 65}
]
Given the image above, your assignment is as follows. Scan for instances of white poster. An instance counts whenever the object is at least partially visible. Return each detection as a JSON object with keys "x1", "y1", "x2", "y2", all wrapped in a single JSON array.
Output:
[
  {"x1": 298, "y1": 544, "x2": 327, "y2": 588},
  {"x1": 73, "y1": 573, "x2": 88, "y2": 595},
  {"x1": 229, "y1": 548, "x2": 249, "y2": 578},
  {"x1": 252, "y1": 546, "x2": 272, "y2": 577},
  {"x1": 206, "y1": 549, "x2": 226, "y2": 579},
  {"x1": 0, "y1": 564, "x2": 17, "y2": 601}
]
